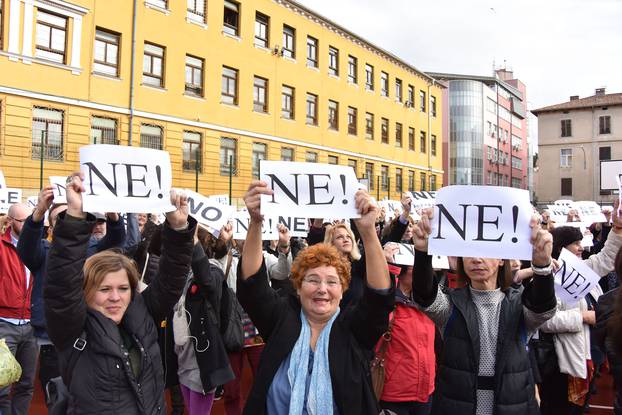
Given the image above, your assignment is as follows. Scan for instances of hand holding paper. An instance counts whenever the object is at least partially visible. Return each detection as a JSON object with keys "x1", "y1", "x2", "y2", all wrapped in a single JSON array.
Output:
[
  {"x1": 219, "y1": 222, "x2": 233, "y2": 244},
  {"x1": 66, "y1": 173, "x2": 87, "y2": 219},
  {"x1": 412, "y1": 209, "x2": 433, "y2": 253},
  {"x1": 33, "y1": 186, "x2": 54, "y2": 223},
  {"x1": 165, "y1": 189, "x2": 189, "y2": 229},
  {"x1": 353, "y1": 189, "x2": 378, "y2": 235},
  {"x1": 529, "y1": 215, "x2": 553, "y2": 267},
  {"x1": 612, "y1": 199, "x2": 622, "y2": 235},
  {"x1": 244, "y1": 180, "x2": 273, "y2": 224}
]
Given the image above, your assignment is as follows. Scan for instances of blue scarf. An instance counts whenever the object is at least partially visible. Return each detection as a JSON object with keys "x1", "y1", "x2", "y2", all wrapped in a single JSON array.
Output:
[{"x1": 288, "y1": 308, "x2": 340, "y2": 415}]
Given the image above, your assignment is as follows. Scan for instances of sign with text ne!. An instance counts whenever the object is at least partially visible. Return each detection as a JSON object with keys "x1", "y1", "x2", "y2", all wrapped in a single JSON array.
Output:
[
  {"x1": 49, "y1": 176, "x2": 68, "y2": 203},
  {"x1": 428, "y1": 186, "x2": 533, "y2": 260},
  {"x1": 0, "y1": 188, "x2": 22, "y2": 214},
  {"x1": 554, "y1": 248, "x2": 601, "y2": 306},
  {"x1": 80, "y1": 145, "x2": 174, "y2": 213},
  {"x1": 260, "y1": 161, "x2": 361, "y2": 219},
  {"x1": 410, "y1": 191, "x2": 437, "y2": 210}
]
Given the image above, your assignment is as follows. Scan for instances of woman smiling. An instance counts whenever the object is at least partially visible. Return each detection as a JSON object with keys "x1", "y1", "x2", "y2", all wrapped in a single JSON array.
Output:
[{"x1": 236, "y1": 180, "x2": 393, "y2": 414}]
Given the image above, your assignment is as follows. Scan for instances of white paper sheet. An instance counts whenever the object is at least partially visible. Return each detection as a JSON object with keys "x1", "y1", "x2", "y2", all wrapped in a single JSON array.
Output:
[{"x1": 554, "y1": 248, "x2": 601, "y2": 306}]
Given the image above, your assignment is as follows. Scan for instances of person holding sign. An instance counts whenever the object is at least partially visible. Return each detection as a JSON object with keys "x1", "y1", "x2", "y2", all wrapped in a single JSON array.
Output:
[
  {"x1": 237, "y1": 181, "x2": 393, "y2": 414},
  {"x1": 411, "y1": 210, "x2": 556, "y2": 415},
  {"x1": 44, "y1": 173, "x2": 196, "y2": 415}
]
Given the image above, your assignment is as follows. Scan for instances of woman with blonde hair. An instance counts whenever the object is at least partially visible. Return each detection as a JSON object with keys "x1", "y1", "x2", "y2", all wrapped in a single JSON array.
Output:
[{"x1": 44, "y1": 173, "x2": 196, "y2": 414}]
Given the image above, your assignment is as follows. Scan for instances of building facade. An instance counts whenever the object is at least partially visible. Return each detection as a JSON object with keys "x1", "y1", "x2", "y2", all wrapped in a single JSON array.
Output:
[
  {"x1": 532, "y1": 89, "x2": 622, "y2": 203},
  {"x1": 0, "y1": 0, "x2": 443, "y2": 201},
  {"x1": 429, "y1": 69, "x2": 528, "y2": 190}
]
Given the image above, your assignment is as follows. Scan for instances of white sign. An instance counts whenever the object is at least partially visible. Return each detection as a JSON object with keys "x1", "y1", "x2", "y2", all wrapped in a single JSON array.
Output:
[
  {"x1": 378, "y1": 200, "x2": 403, "y2": 218},
  {"x1": 185, "y1": 190, "x2": 236, "y2": 237},
  {"x1": 0, "y1": 171, "x2": 5, "y2": 188},
  {"x1": 410, "y1": 191, "x2": 437, "y2": 210},
  {"x1": 554, "y1": 248, "x2": 601, "y2": 305},
  {"x1": 272, "y1": 215, "x2": 309, "y2": 238},
  {"x1": 0, "y1": 188, "x2": 22, "y2": 214},
  {"x1": 208, "y1": 194, "x2": 230, "y2": 206},
  {"x1": 546, "y1": 205, "x2": 568, "y2": 223},
  {"x1": 260, "y1": 161, "x2": 361, "y2": 219},
  {"x1": 600, "y1": 160, "x2": 622, "y2": 190},
  {"x1": 80, "y1": 145, "x2": 174, "y2": 213},
  {"x1": 232, "y1": 211, "x2": 279, "y2": 240},
  {"x1": 26, "y1": 196, "x2": 38, "y2": 209},
  {"x1": 393, "y1": 243, "x2": 415, "y2": 266},
  {"x1": 573, "y1": 201, "x2": 607, "y2": 224},
  {"x1": 49, "y1": 176, "x2": 68, "y2": 203},
  {"x1": 432, "y1": 255, "x2": 450, "y2": 270},
  {"x1": 617, "y1": 175, "x2": 622, "y2": 215},
  {"x1": 428, "y1": 186, "x2": 533, "y2": 260}
]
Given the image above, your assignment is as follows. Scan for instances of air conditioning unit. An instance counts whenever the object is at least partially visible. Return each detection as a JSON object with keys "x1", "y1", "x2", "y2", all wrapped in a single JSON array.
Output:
[
  {"x1": 405, "y1": 101, "x2": 413, "y2": 108},
  {"x1": 272, "y1": 45, "x2": 281, "y2": 55}
]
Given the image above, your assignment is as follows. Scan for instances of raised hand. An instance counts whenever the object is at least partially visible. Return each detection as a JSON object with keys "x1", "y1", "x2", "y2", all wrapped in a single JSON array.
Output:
[
  {"x1": 401, "y1": 192, "x2": 412, "y2": 217},
  {"x1": 277, "y1": 223, "x2": 291, "y2": 247},
  {"x1": 611, "y1": 200, "x2": 622, "y2": 234},
  {"x1": 219, "y1": 221, "x2": 233, "y2": 244},
  {"x1": 165, "y1": 189, "x2": 189, "y2": 229},
  {"x1": 243, "y1": 180, "x2": 273, "y2": 224},
  {"x1": 383, "y1": 242, "x2": 400, "y2": 263},
  {"x1": 33, "y1": 185, "x2": 54, "y2": 222},
  {"x1": 65, "y1": 173, "x2": 86, "y2": 219},
  {"x1": 529, "y1": 215, "x2": 553, "y2": 267},
  {"x1": 412, "y1": 209, "x2": 433, "y2": 252},
  {"x1": 353, "y1": 189, "x2": 378, "y2": 234}
]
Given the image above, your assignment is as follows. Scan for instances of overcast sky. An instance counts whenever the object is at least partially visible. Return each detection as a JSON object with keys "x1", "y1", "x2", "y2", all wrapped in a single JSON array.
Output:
[{"x1": 296, "y1": 0, "x2": 622, "y2": 111}]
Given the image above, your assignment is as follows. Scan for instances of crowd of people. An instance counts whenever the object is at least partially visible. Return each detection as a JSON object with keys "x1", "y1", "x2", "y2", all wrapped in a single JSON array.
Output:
[{"x1": 1, "y1": 173, "x2": 622, "y2": 415}]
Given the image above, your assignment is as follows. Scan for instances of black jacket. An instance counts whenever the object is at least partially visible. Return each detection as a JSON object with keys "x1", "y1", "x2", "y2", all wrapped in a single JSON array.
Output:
[
  {"x1": 45, "y1": 213, "x2": 195, "y2": 415},
  {"x1": 163, "y1": 243, "x2": 235, "y2": 391},
  {"x1": 413, "y1": 251, "x2": 556, "y2": 415},
  {"x1": 237, "y1": 261, "x2": 394, "y2": 415}
]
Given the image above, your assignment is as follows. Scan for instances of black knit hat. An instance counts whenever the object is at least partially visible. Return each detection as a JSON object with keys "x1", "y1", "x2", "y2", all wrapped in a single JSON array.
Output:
[{"x1": 551, "y1": 226, "x2": 583, "y2": 259}]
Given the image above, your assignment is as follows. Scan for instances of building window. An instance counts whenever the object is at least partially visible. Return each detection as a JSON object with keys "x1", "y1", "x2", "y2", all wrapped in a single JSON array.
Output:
[
  {"x1": 187, "y1": 0, "x2": 206, "y2": 22},
  {"x1": 365, "y1": 162, "x2": 374, "y2": 189},
  {"x1": 306, "y1": 36, "x2": 318, "y2": 68},
  {"x1": 599, "y1": 115, "x2": 611, "y2": 134},
  {"x1": 381, "y1": 165, "x2": 389, "y2": 191},
  {"x1": 380, "y1": 72, "x2": 389, "y2": 97},
  {"x1": 146, "y1": 0, "x2": 167, "y2": 8},
  {"x1": 223, "y1": 0, "x2": 240, "y2": 36},
  {"x1": 365, "y1": 64, "x2": 374, "y2": 91},
  {"x1": 395, "y1": 79, "x2": 403, "y2": 102},
  {"x1": 511, "y1": 177, "x2": 522, "y2": 188},
  {"x1": 328, "y1": 155, "x2": 338, "y2": 165},
  {"x1": 381, "y1": 118, "x2": 389, "y2": 144},
  {"x1": 32, "y1": 107, "x2": 64, "y2": 160},
  {"x1": 365, "y1": 112, "x2": 374, "y2": 140},
  {"x1": 220, "y1": 137, "x2": 237, "y2": 175},
  {"x1": 254, "y1": 12, "x2": 269, "y2": 48},
  {"x1": 348, "y1": 159, "x2": 358, "y2": 176},
  {"x1": 431, "y1": 134, "x2": 437, "y2": 156},
  {"x1": 143, "y1": 42, "x2": 165, "y2": 87},
  {"x1": 407, "y1": 85, "x2": 414, "y2": 107},
  {"x1": 561, "y1": 119, "x2": 572, "y2": 137},
  {"x1": 420, "y1": 172, "x2": 427, "y2": 191},
  {"x1": 420, "y1": 131, "x2": 427, "y2": 153},
  {"x1": 281, "y1": 85, "x2": 295, "y2": 119},
  {"x1": 305, "y1": 151, "x2": 318, "y2": 163},
  {"x1": 430, "y1": 175, "x2": 437, "y2": 191},
  {"x1": 395, "y1": 122, "x2": 402, "y2": 147},
  {"x1": 347, "y1": 55, "x2": 357, "y2": 83},
  {"x1": 282, "y1": 25, "x2": 295, "y2": 58},
  {"x1": 561, "y1": 178, "x2": 572, "y2": 196},
  {"x1": 221, "y1": 66, "x2": 238, "y2": 105},
  {"x1": 182, "y1": 131, "x2": 202, "y2": 171},
  {"x1": 408, "y1": 170, "x2": 414, "y2": 191},
  {"x1": 328, "y1": 100, "x2": 339, "y2": 130},
  {"x1": 140, "y1": 124, "x2": 163, "y2": 149},
  {"x1": 431, "y1": 96, "x2": 437, "y2": 117},
  {"x1": 306, "y1": 93, "x2": 317, "y2": 125},
  {"x1": 328, "y1": 46, "x2": 339, "y2": 76},
  {"x1": 599, "y1": 146, "x2": 611, "y2": 160},
  {"x1": 395, "y1": 168, "x2": 403, "y2": 193},
  {"x1": 253, "y1": 76, "x2": 268, "y2": 113},
  {"x1": 419, "y1": 90, "x2": 426, "y2": 112},
  {"x1": 94, "y1": 28, "x2": 120, "y2": 77},
  {"x1": 347, "y1": 107, "x2": 357, "y2": 135},
  {"x1": 560, "y1": 148, "x2": 572, "y2": 167},
  {"x1": 408, "y1": 127, "x2": 415, "y2": 150},
  {"x1": 35, "y1": 10, "x2": 67, "y2": 63},
  {"x1": 185, "y1": 55, "x2": 204, "y2": 96},
  {"x1": 252, "y1": 142, "x2": 267, "y2": 178},
  {"x1": 90, "y1": 116, "x2": 118, "y2": 145},
  {"x1": 511, "y1": 156, "x2": 523, "y2": 170},
  {"x1": 281, "y1": 147, "x2": 294, "y2": 161}
]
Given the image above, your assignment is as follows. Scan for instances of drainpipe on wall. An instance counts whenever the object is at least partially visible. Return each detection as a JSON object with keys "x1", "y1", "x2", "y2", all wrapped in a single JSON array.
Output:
[
  {"x1": 128, "y1": 0, "x2": 138, "y2": 146},
  {"x1": 427, "y1": 81, "x2": 433, "y2": 187}
]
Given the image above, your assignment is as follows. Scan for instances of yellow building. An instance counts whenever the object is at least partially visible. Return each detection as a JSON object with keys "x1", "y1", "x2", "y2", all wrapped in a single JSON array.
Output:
[{"x1": 0, "y1": 0, "x2": 443, "y2": 202}]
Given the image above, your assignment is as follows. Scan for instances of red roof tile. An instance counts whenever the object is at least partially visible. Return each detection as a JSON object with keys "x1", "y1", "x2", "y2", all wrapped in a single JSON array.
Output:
[{"x1": 532, "y1": 93, "x2": 622, "y2": 115}]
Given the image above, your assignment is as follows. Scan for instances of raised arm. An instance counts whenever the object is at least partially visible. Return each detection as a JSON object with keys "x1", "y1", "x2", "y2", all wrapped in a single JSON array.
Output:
[
  {"x1": 17, "y1": 186, "x2": 54, "y2": 272},
  {"x1": 44, "y1": 174, "x2": 91, "y2": 350}
]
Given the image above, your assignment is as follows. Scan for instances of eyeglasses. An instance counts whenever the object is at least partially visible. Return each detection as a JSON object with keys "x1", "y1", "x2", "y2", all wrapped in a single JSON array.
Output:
[
  {"x1": 8, "y1": 216, "x2": 26, "y2": 223},
  {"x1": 302, "y1": 277, "x2": 341, "y2": 288}
]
